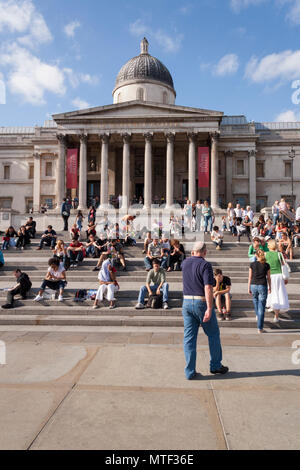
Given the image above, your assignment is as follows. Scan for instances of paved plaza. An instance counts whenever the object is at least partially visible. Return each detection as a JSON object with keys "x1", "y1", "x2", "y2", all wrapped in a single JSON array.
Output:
[{"x1": 0, "y1": 326, "x2": 299, "y2": 450}]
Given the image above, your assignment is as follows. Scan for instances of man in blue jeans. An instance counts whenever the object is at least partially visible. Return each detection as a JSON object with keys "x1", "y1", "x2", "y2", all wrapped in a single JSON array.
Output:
[
  {"x1": 181, "y1": 242, "x2": 229, "y2": 380},
  {"x1": 135, "y1": 259, "x2": 169, "y2": 310}
]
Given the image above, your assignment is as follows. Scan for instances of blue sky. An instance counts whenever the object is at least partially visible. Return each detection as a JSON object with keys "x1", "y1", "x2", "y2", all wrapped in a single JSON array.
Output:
[{"x1": 1, "y1": 0, "x2": 300, "y2": 126}]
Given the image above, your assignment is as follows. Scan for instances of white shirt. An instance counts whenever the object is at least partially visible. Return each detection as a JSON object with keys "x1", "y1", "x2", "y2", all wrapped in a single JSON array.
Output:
[
  {"x1": 211, "y1": 230, "x2": 223, "y2": 241},
  {"x1": 296, "y1": 207, "x2": 300, "y2": 221},
  {"x1": 48, "y1": 263, "x2": 65, "y2": 279},
  {"x1": 234, "y1": 208, "x2": 242, "y2": 218}
]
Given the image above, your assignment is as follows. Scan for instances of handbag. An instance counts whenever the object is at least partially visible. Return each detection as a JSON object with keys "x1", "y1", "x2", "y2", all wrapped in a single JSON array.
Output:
[{"x1": 278, "y1": 252, "x2": 291, "y2": 280}]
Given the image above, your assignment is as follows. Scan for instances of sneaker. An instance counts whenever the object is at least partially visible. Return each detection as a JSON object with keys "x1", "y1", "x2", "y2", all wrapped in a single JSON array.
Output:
[
  {"x1": 34, "y1": 294, "x2": 43, "y2": 302},
  {"x1": 73, "y1": 264, "x2": 78, "y2": 268},
  {"x1": 92, "y1": 304, "x2": 99, "y2": 309},
  {"x1": 216, "y1": 246, "x2": 221, "y2": 250},
  {"x1": 109, "y1": 304, "x2": 116, "y2": 309},
  {"x1": 58, "y1": 295, "x2": 64, "y2": 302},
  {"x1": 163, "y1": 302, "x2": 169, "y2": 310},
  {"x1": 210, "y1": 365, "x2": 229, "y2": 375},
  {"x1": 135, "y1": 303, "x2": 145, "y2": 309},
  {"x1": 273, "y1": 316, "x2": 279, "y2": 323},
  {"x1": 258, "y1": 329, "x2": 267, "y2": 334},
  {"x1": 225, "y1": 313, "x2": 232, "y2": 321},
  {"x1": 217, "y1": 313, "x2": 225, "y2": 321},
  {"x1": 1, "y1": 304, "x2": 14, "y2": 309}
]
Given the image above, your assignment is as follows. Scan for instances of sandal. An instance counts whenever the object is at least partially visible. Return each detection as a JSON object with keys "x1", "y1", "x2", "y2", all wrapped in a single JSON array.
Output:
[
  {"x1": 217, "y1": 312, "x2": 224, "y2": 321},
  {"x1": 225, "y1": 313, "x2": 232, "y2": 321}
]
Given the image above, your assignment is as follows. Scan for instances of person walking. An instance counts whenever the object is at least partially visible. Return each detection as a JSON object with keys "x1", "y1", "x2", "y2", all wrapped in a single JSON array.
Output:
[
  {"x1": 202, "y1": 201, "x2": 214, "y2": 233},
  {"x1": 181, "y1": 242, "x2": 229, "y2": 380},
  {"x1": 248, "y1": 249, "x2": 271, "y2": 333},
  {"x1": 61, "y1": 198, "x2": 71, "y2": 232},
  {"x1": 265, "y1": 240, "x2": 289, "y2": 323}
]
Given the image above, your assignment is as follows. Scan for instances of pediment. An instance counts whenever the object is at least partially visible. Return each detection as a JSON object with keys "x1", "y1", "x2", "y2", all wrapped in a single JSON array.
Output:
[{"x1": 53, "y1": 101, "x2": 223, "y2": 124}]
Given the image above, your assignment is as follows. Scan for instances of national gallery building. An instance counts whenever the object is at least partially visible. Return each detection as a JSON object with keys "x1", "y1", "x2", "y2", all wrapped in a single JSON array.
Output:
[{"x1": 0, "y1": 38, "x2": 299, "y2": 215}]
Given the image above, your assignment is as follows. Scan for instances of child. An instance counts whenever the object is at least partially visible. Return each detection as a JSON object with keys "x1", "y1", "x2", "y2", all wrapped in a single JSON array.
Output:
[
  {"x1": 221, "y1": 216, "x2": 228, "y2": 232},
  {"x1": 211, "y1": 226, "x2": 224, "y2": 250}
]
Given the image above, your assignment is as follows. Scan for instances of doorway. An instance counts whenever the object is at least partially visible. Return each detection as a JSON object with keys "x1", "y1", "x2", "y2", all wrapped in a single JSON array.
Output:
[
  {"x1": 135, "y1": 183, "x2": 144, "y2": 200},
  {"x1": 87, "y1": 181, "x2": 100, "y2": 207}
]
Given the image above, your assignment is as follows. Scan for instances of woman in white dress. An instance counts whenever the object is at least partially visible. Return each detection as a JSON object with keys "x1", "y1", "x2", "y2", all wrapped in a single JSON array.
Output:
[{"x1": 265, "y1": 239, "x2": 289, "y2": 323}]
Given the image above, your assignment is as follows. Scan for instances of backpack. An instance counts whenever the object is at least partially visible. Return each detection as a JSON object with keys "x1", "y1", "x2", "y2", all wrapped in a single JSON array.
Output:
[
  {"x1": 74, "y1": 289, "x2": 87, "y2": 302},
  {"x1": 147, "y1": 294, "x2": 163, "y2": 309}
]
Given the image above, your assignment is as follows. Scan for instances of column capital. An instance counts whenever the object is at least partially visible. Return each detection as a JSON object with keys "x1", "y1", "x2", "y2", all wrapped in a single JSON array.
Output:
[
  {"x1": 100, "y1": 133, "x2": 110, "y2": 144},
  {"x1": 144, "y1": 132, "x2": 153, "y2": 143},
  {"x1": 33, "y1": 152, "x2": 41, "y2": 159},
  {"x1": 122, "y1": 133, "x2": 131, "y2": 144},
  {"x1": 210, "y1": 131, "x2": 220, "y2": 143},
  {"x1": 166, "y1": 132, "x2": 175, "y2": 143},
  {"x1": 187, "y1": 132, "x2": 197, "y2": 143},
  {"x1": 56, "y1": 134, "x2": 67, "y2": 146},
  {"x1": 248, "y1": 149, "x2": 257, "y2": 158},
  {"x1": 224, "y1": 149, "x2": 234, "y2": 157},
  {"x1": 79, "y1": 133, "x2": 88, "y2": 144}
]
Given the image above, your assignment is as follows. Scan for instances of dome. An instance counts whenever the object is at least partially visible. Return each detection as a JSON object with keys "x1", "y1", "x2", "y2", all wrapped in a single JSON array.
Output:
[{"x1": 115, "y1": 39, "x2": 175, "y2": 90}]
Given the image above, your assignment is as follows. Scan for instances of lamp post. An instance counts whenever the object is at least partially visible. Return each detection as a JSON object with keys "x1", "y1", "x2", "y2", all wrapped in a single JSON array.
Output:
[{"x1": 288, "y1": 146, "x2": 296, "y2": 207}]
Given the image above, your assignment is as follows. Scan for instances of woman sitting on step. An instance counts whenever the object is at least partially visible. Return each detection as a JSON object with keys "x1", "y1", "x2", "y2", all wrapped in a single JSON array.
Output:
[{"x1": 34, "y1": 257, "x2": 67, "y2": 302}]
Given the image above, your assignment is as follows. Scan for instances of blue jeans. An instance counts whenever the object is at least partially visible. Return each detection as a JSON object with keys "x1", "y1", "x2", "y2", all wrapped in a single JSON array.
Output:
[
  {"x1": 138, "y1": 283, "x2": 169, "y2": 304},
  {"x1": 250, "y1": 284, "x2": 268, "y2": 330},
  {"x1": 182, "y1": 299, "x2": 222, "y2": 379},
  {"x1": 204, "y1": 216, "x2": 213, "y2": 233},
  {"x1": 86, "y1": 245, "x2": 96, "y2": 257}
]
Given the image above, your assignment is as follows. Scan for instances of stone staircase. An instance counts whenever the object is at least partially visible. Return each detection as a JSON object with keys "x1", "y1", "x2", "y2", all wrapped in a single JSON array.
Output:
[{"x1": 0, "y1": 232, "x2": 300, "y2": 329}]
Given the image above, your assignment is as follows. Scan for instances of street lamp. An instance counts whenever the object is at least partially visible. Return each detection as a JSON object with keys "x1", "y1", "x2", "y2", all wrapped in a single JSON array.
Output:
[{"x1": 288, "y1": 146, "x2": 296, "y2": 206}]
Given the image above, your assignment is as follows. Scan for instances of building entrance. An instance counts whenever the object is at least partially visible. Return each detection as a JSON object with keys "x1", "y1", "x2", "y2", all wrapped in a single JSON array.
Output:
[{"x1": 87, "y1": 181, "x2": 100, "y2": 207}]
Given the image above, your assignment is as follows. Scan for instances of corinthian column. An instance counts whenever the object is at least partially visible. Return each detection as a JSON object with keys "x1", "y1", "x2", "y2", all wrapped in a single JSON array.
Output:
[
  {"x1": 100, "y1": 134, "x2": 110, "y2": 209},
  {"x1": 188, "y1": 133, "x2": 197, "y2": 204},
  {"x1": 121, "y1": 133, "x2": 131, "y2": 211},
  {"x1": 249, "y1": 149, "x2": 257, "y2": 210},
  {"x1": 166, "y1": 132, "x2": 175, "y2": 208},
  {"x1": 210, "y1": 132, "x2": 220, "y2": 209},
  {"x1": 144, "y1": 133, "x2": 153, "y2": 211},
  {"x1": 56, "y1": 134, "x2": 67, "y2": 208},
  {"x1": 78, "y1": 134, "x2": 88, "y2": 210},
  {"x1": 33, "y1": 152, "x2": 41, "y2": 213},
  {"x1": 225, "y1": 150, "x2": 234, "y2": 204}
]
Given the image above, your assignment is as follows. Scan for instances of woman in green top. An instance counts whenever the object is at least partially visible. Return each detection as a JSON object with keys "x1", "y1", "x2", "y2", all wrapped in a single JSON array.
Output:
[
  {"x1": 248, "y1": 237, "x2": 269, "y2": 261},
  {"x1": 203, "y1": 201, "x2": 214, "y2": 233},
  {"x1": 265, "y1": 239, "x2": 289, "y2": 323}
]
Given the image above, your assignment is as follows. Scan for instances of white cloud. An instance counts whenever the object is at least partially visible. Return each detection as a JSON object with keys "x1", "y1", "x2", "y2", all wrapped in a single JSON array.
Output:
[
  {"x1": 285, "y1": 0, "x2": 300, "y2": 24},
  {"x1": 0, "y1": 0, "x2": 52, "y2": 47},
  {"x1": 64, "y1": 21, "x2": 81, "y2": 38},
  {"x1": 64, "y1": 68, "x2": 99, "y2": 88},
  {"x1": 230, "y1": 0, "x2": 268, "y2": 13},
  {"x1": 129, "y1": 19, "x2": 183, "y2": 53},
  {"x1": 0, "y1": 43, "x2": 65, "y2": 105},
  {"x1": 71, "y1": 97, "x2": 90, "y2": 109},
  {"x1": 214, "y1": 54, "x2": 239, "y2": 76},
  {"x1": 245, "y1": 49, "x2": 300, "y2": 83},
  {"x1": 275, "y1": 109, "x2": 300, "y2": 121}
]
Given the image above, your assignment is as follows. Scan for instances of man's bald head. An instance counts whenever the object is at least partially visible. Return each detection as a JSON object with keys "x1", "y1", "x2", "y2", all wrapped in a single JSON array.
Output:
[{"x1": 192, "y1": 242, "x2": 206, "y2": 255}]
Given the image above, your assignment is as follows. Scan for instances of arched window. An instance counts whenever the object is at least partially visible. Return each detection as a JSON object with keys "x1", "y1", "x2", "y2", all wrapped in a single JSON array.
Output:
[
  {"x1": 163, "y1": 91, "x2": 168, "y2": 104},
  {"x1": 137, "y1": 87, "x2": 145, "y2": 101},
  {"x1": 117, "y1": 93, "x2": 121, "y2": 103}
]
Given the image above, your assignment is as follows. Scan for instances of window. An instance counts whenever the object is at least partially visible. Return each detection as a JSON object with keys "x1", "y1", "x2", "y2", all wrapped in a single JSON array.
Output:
[
  {"x1": 117, "y1": 93, "x2": 121, "y2": 103},
  {"x1": 42, "y1": 197, "x2": 53, "y2": 209},
  {"x1": 236, "y1": 160, "x2": 244, "y2": 176},
  {"x1": 256, "y1": 161, "x2": 265, "y2": 178},
  {"x1": 45, "y1": 162, "x2": 52, "y2": 177},
  {"x1": 285, "y1": 162, "x2": 292, "y2": 178},
  {"x1": 0, "y1": 198, "x2": 12, "y2": 209},
  {"x1": 29, "y1": 164, "x2": 34, "y2": 179},
  {"x1": 4, "y1": 165, "x2": 10, "y2": 180},
  {"x1": 218, "y1": 159, "x2": 222, "y2": 176},
  {"x1": 163, "y1": 91, "x2": 168, "y2": 104},
  {"x1": 137, "y1": 88, "x2": 144, "y2": 101},
  {"x1": 26, "y1": 198, "x2": 33, "y2": 213}
]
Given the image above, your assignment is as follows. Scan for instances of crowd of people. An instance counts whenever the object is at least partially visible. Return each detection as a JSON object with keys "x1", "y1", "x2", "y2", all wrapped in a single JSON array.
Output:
[{"x1": 0, "y1": 196, "x2": 298, "y2": 334}]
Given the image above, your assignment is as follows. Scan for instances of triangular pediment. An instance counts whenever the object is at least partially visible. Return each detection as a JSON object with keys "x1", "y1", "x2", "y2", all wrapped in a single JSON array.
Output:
[{"x1": 53, "y1": 100, "x2": 223, "y2": 124}]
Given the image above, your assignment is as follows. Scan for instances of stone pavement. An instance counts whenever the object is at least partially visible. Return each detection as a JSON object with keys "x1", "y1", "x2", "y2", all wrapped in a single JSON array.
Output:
[{"x1": 0, "y1": 326, "x2": 299, "y2": 450}]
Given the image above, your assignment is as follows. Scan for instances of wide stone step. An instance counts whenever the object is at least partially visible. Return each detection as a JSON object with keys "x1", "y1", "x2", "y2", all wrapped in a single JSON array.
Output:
[{"x1": 0, "y1": 314, "x2": 299, "y2": 329}]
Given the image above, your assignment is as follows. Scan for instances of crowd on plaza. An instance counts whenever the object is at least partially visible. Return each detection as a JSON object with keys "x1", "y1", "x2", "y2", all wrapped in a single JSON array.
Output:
[{"x1": 0, "y1": 196, "x2": 299, "y2": 335}]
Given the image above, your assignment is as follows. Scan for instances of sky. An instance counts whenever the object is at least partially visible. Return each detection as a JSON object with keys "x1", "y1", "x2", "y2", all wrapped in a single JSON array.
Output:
[{"x1": 1, "y1": 0, "x2": 300, "y2": 126}]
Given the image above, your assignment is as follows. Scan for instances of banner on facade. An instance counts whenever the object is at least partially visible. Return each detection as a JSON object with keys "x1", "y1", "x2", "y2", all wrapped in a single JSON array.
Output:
[
  {"x1": 198, "y1": 147, "x2": 210, "y2": 188},
  {"x1": 66, "y1": 149, "x2": 78, "y2": 189}
]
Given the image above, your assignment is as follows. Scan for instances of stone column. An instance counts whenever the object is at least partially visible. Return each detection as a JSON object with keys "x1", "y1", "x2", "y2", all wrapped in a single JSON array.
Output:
[
  {"x1": 78, "y1": 134, "x2": 88, "y2": 210},
  {"x1": 33, "y1": 152, "x2": 41, "y2": 213},
  {"x1": 188, "y1": 133, "x2": 197, "y2": 203},
  {"x1": 121, "y1": 133, "x2": 131, "y2": 211},
  {"x1": 225, "y1": 150, "x2": 234, "y2": 203},
  {"x1": 166, "y1": 133, "x2": 175, "y2": 208},
  {"x1": 56, "y1": 134, "x2": 67, "y2": 208},
  {"x1": 249, "y1": 149, "x2": 257, "y2": 210},
  {"x1": 210, "y1": 132, "x2": 220, "y2": 209},
  {"x1": 144, "y1": 133, "x2": 153, "y2": 210},
  {"x1": 100, "y1": 134, "x2": 110, "y2": 209}
]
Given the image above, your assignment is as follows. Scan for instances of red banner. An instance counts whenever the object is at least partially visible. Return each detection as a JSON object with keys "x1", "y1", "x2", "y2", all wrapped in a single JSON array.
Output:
[
  {"x1": 66, "y1": 149, "x2": 78, "y2": 189},
  {"x1": 198, "y1": 147, "x2": 210, "y2": 188}
]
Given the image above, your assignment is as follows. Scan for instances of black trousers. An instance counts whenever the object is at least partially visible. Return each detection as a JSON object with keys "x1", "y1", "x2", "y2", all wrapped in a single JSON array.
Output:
[
  {"x1": 7, "y1": 285, "x2": 31, "y2": 305},
  {"x1": 62, "y1": 215, "x2": 69, "y2": 231}
]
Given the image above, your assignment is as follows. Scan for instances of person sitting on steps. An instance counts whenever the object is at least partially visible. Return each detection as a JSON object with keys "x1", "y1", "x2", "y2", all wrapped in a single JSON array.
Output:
[
  {"x1": 34, "y1": 257, "x2": 67, "y2": 302},
  {"x1": 1, "y1": 269, "x2": 32, "y2": 309},
  {"x1": 213, "y1": 268, "x2": 232, "y2": 321},
  {"x1": 135, "y1": 258, "x2": 169, "y2": 310}
]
